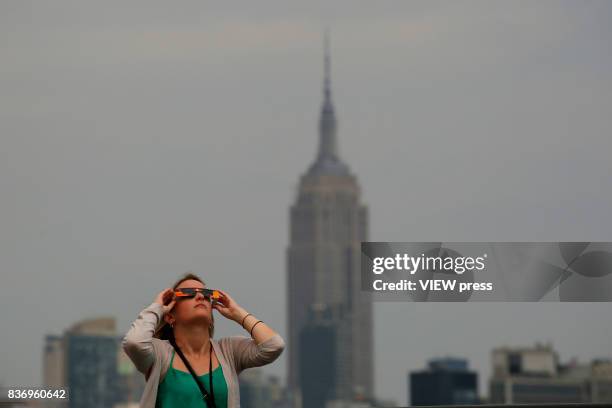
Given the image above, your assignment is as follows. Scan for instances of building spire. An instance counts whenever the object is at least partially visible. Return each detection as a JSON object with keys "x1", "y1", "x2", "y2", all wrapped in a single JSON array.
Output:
[
  {"x1": 323, "y1": 28, "x2": 332, "y2": 104},
  {"x1": 318, "y1": 28, "x2": 338, "y2": 161},
  {"x1": 308, "y1": 29, "x2": 350, "y2": 176}
]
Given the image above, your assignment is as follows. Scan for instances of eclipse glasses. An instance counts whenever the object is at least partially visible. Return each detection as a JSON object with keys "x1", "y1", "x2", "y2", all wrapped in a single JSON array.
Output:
[{"x1": 174, "y1": 288, "x2": 221, "y2": 301}]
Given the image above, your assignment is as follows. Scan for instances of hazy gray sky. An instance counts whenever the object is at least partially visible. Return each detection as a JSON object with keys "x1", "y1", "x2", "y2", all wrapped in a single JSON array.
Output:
[{"x1": 1, "y1": 1, "x2": 611, "y2": 405}]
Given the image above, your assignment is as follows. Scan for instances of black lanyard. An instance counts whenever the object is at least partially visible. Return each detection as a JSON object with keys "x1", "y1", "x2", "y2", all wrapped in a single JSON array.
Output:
[{"x1": 170, "y1": 338, "x2": 217, "y2": 408}]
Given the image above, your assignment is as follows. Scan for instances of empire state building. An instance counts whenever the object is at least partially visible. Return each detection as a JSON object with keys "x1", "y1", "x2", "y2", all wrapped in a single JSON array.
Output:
[{"x1": 286, "y1": 34, "x2": 373, "y2": 407}]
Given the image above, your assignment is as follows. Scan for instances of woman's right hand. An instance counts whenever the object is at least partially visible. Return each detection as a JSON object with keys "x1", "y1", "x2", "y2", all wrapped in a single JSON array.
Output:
[{"x1": 154, "y1": 288, "x2": 176, "y2": 314}]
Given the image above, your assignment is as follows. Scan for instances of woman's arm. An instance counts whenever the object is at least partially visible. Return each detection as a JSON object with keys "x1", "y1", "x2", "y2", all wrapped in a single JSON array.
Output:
[
  {"x1": 231, "y1": 312, "x2": 286, "y2": 371},
  {"x1": 228, "y1": 332, "x2": 285, "y2": 373},
  {"x1": 239, "y1": 313, "x2": 280, "y2": 345},
  {"x1": 212, "y1": 290, "x2": 285, "y2": 372},
  {"x1": 122, "y1": 289, "x2": 175, "y2": 377}
]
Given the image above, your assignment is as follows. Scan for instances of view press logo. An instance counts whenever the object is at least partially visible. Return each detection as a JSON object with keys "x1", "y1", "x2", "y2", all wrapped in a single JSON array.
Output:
[{"x1": 360, "y1": 242, "x2": 612, "y2": 302}]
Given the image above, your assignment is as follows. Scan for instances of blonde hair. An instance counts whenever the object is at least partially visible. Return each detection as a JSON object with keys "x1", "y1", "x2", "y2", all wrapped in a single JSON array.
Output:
[{"x1": 154, "y1": 272, "x2": 215, "y2": 340}]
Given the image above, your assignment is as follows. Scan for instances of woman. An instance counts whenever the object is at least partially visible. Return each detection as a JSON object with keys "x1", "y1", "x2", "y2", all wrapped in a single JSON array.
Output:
[{"x1": 122, "y1": 273, "x2": 285, "y2": 408}]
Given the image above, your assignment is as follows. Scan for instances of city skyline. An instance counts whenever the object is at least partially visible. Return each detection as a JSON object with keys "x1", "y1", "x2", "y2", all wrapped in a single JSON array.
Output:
[{"x1": 37, "y1": 313, "x2": 612, "y2": 406}]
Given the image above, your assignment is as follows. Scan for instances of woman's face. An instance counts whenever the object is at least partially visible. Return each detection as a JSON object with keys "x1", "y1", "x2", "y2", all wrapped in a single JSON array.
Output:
[{"x1": 168, "y1": 279, "x2": 213, "y2": 327}]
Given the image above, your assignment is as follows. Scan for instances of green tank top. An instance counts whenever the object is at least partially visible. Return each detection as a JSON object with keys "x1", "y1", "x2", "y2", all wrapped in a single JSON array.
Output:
[{"x1": 155, "y1": 349, "x2": 228, "y2": 408}]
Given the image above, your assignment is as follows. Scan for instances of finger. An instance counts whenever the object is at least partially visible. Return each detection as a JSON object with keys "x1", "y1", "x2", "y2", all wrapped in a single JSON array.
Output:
[
  {"x1": 158, "y1": 289, "x2": 168, "y2": 300},
  {"x1": 222, "y1": 291, "x2": 234, "y2": 304}
]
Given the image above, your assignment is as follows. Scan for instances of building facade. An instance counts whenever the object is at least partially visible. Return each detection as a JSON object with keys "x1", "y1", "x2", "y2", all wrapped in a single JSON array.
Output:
[
  {"x1": 489, "y1": 343, "x2": 612, "y2": 404},
  {"x1": 286, "y1": 34, "x2": 373, "y2": 408},
  {"x1": 298, "y1": 304, "x2": 339, "y2": 408},
  {"x1": 43, "y1": 317, "x2": 144, "y2": 408},
  {"x1": 410, "y1": 357, "x2": 479, "y2": 406}
]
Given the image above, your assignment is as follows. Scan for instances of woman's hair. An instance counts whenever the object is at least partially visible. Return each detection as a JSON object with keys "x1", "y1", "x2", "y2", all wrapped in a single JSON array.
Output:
[{"x1": 154, "y1": 272, "x2": 215, "y2": 340}]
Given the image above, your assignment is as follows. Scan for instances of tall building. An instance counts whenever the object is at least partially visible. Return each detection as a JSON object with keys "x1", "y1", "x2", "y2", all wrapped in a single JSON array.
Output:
[
  {"x1": 410, "y1": 357, "x2": 479, "y2": 406},
  {"x1": 65, "y1": 317, "x2": 120, "y2": 408},
  {"x1": 489, "y1": 343, "x2": 612, "y2": 404},
  {"x1": 43, "y1": 317, "x2": 144, "y2": 408},
  {"x1": 42, "y1": 335, "x2": 68, "y2": 408},
  {"x1": 286, "y1": 33, "x2": 373, "y2": 408},
  {"x1": 43, "y1": 335, "x2": 65, "y2": 389},
  {"x1": 298, "y1": 304, "x2": 339, "y2": 408}
]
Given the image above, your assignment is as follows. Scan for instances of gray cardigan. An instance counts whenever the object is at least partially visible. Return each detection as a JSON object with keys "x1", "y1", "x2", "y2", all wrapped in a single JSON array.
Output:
[{"x1": 122, "y1": 302, "x2": 285, "y2": 408}]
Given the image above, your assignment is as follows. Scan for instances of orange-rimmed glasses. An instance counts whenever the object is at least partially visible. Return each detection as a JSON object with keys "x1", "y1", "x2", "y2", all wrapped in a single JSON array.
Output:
[{"x1": 174, "y1": 288, "x2": 220, "y2": 302}]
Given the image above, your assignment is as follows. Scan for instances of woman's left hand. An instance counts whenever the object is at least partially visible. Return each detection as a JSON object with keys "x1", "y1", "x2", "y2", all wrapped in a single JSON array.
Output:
[{"x1": 211, "y1": 289, "x2": 247, "y2": 323}]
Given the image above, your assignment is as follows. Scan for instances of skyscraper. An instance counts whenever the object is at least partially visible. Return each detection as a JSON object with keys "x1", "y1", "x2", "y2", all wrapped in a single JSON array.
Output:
[
  {"x1": 43, "y1": 317, "x2": 144, "y2": 408},
  {"x1": 299, "y1": 304, "x2": 339, "y2": 408},
  {"x1": 286, "y1": 32, "x2": 373, "y2": 408},
  {"x1": 65, "y1": 317, "x2": 120, "y2": 408}
]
